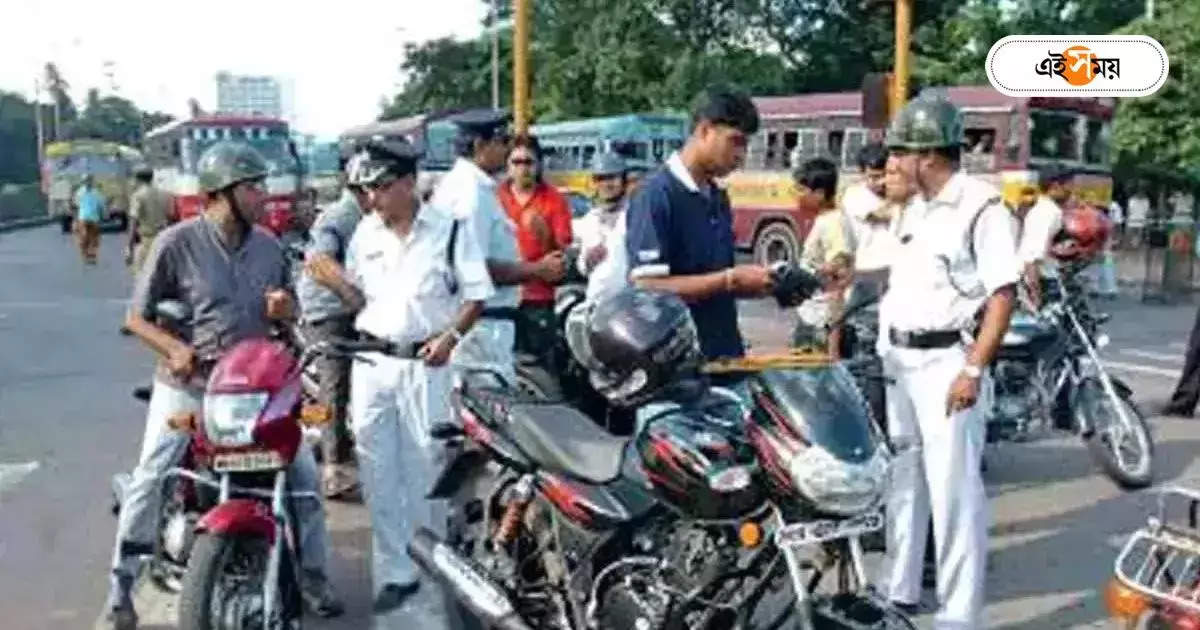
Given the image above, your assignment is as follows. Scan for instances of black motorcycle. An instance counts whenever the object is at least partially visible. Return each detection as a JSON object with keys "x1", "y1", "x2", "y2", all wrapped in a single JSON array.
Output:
[
  {"x1": 986, "y1": 264, "x2": 1154, "y2": 489},
  {"x1": 409, "y1": 275, "x2": 913, "y2": 630}
]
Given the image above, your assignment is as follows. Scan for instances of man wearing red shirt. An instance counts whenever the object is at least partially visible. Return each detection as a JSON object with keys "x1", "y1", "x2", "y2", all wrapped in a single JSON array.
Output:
[{"x1": 497, "y1": 134, "x2": 572, "y2": 359}]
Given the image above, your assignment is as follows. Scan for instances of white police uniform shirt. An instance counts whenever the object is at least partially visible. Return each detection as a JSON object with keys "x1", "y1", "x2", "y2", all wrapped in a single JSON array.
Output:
[
  {"x1": 1017, "y1": 195, "x2": 1064, "y2": 268},
  {"x1": 345, "y1": 207, "x2": 494, "y2": 346},
  {"x1": 880, "y1": 170, "x2": 1020, "y2": 337},
  {"x1": 429, "y1": 157, "x2": 519, "y2": 309}
]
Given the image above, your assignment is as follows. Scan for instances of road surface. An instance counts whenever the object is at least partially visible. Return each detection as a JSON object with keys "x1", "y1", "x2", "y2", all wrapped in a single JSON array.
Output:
[{"x1": 0, "y1": 224, "x2": 1196, "y2": 629}]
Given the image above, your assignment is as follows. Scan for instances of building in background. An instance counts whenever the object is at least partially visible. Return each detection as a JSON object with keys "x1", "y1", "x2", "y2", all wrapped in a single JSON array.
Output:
[{"x1": 215, "y1": 72, "x2": 284, "y2": 119}]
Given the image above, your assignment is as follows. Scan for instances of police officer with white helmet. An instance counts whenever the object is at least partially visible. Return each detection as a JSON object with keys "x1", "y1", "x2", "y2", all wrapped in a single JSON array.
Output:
[{"x1": 879, "y1": 96, "x2": 1018, "y2": 629}]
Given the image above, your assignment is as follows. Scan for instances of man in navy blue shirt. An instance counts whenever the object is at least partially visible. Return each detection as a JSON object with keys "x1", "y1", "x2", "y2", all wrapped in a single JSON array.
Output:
[{"x1": 625, "y1": 85, "x2": 774, "y2": 361}]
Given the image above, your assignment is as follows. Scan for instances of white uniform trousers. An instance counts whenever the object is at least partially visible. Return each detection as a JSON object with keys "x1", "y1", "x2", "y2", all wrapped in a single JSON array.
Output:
[
  {"x1": 350, "y1": 353, "x2": 450, "y2": 628},
  {"x1": 882, "y1": 345, "x2": 988, "y2": 630}
]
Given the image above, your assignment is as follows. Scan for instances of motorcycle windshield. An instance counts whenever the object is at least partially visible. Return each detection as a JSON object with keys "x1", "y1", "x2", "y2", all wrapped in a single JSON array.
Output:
[{"x1": 756, "y1": 364, "x2": 878, "y2": 463}]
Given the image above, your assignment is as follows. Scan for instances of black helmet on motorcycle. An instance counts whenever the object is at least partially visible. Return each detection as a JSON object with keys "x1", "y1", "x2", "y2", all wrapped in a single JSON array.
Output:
[{"x1": 566, "y1": 289, "x2": 703, "y2": 408}]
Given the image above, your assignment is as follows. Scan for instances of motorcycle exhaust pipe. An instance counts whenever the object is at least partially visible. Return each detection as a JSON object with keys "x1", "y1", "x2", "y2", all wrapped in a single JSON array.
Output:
[{"x1": 407, "y1": 527, "x2": 533, "y2": 630}]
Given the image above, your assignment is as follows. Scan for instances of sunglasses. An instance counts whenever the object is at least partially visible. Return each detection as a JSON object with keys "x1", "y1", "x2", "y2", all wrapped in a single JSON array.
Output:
[
  {"x1": 367, "y1": 174, "x2": 400, "y2": 192},
  {"x1": 509, "y1": 157, "x2": 536, "y2": 167}
]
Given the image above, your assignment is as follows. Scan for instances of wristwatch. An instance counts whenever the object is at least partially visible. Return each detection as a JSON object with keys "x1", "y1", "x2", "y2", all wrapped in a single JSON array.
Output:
[{"x1": 961, "y1": 364, "x2": 983, "y2": 379}]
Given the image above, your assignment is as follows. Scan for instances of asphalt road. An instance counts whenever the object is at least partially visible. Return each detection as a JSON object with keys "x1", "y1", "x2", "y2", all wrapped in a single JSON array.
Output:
[{"x1": 0, "y1": 224, "x2": 1197, "y2": 629}]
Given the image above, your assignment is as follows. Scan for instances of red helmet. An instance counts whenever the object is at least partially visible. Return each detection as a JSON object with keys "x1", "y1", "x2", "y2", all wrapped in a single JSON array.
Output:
[{"x1": 1052, "y1": 204, "x2": 1111, "y2": 262}]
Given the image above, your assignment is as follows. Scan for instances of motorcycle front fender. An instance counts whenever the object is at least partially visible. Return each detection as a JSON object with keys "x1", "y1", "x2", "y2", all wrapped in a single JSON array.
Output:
[{"x1": 196, "y1": 498, "x2": 276, "y2": 543}]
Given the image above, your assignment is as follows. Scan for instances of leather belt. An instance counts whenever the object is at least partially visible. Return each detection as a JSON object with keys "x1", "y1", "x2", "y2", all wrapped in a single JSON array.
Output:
[
  {"x1": 481, "y1": 307, "x2": 521, "y2": 320},
  {"x1": 888, "y1": 327, "x2": 963, "y2": 350},
  {"x1": 358, "y1": 332, "x2": 427, "y2": 359}
]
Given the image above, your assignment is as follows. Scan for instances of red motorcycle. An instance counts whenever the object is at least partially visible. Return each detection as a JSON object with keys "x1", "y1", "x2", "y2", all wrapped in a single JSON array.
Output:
[{"x1": 111, "y1": 302, "x2": 385, "y2": 629}]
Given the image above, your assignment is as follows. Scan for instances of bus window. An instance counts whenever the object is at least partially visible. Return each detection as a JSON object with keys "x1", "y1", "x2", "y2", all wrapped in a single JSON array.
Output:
[
  {"x1": 1084, "y1": 119, "x2": 1110, "y2": 165},
  {"x1": 782, "y1": 131, "x2": 799, "y2": 169},
  {"x1": 827, "y1": 130, "x2": 844, "y2": 163},
  {"x1": 841, "y1": 129, "x2": 866, "y2": 170},
  {"x1": 1005, "y1": 111, "x2": 1022, "y2": 164},
  {"x1": 766, "y1": 132, "x2": 779, "y2": 169},
  {"x1": 582, "y1": 145, "x2": 597, "y2": 169},
  {"x1": 963, "y1": 128, "x2": 996, "y2": 172},
  {"x1": 652, "y1": 139, "x2": 665, "y2": 161},
  {"x1": 794, "y1": 129, "x2": 821, "y2": 163},
  {"x1": 1030, "y1": 111, "x2": 1080, "y2": 161}
]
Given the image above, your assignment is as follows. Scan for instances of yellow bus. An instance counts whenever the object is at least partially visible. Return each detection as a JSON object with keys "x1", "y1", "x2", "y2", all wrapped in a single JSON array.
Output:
[{"x1": 42, "y1": 139, "x2": 143, "y2": 233}]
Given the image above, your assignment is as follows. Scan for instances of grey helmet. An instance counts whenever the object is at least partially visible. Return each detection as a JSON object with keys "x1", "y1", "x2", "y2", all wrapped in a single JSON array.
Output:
[
  {"x1": 197, "y1": 142, "x2": 269, "y2": 194},
  {"x1": 592, "y1": 152, "x2": 627, "y2": 178}
]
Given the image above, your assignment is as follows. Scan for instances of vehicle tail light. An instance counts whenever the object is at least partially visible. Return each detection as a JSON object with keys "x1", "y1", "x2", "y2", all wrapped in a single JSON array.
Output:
[{"x1": 1104, "y1": 576, "x2": 1150, "y2": 620}]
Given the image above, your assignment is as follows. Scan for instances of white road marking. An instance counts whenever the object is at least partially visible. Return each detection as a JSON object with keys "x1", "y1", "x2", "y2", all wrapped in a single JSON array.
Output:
[
  {"x1": 1119, "y1": 348, "x2": 1184, "y2": 364},
  {"x1": 1103, "y1": 360, "x2": 1180, "y2": 379},
  {"x1": 0, "y1": 461, "x2": 40, "y2": 498},
  {"x1": 1171, "y1": 341, "x2": 1188, "y2": 350}
]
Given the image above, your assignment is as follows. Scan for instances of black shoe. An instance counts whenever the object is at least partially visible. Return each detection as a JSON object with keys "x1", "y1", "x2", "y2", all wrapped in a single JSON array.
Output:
[
  {"x1": 301, "y1": 570, "x2": 345, "y2": 618},
  {"x1": 372, "y1": 580, "x2": 420, "y2": 615},
  {"x1": 1161, "y1": 405, "x2": 1194, "y2": 418},
  {"x1": 118, "y1": 325, "x2": 133, "y2": 336},
  {"x1": 889, "y1": 600, "x2": 922, "y2": 616},
  {"x1": 103, "y1": 574, "x2": 138, "y2": 630}
]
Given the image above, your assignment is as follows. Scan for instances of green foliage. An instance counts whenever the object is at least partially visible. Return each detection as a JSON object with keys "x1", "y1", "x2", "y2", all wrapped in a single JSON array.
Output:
[{"x1": 0, "y1": 91, "x2": 40, "y2": 184}]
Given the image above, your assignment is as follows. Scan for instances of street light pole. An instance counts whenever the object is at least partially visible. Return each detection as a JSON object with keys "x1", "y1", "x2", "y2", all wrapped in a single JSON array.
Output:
[
  {"x1": 513, "y1": 0, "x2": 531, "y2": 134},
  {"x1": 1146, "y1": 0, "x2": 1155, "y2": 20},
  {"x1": 34, "y1": 78, "x2": 44, "y2": 166},
  {"x1": 492, "y1": 0, "x2": 500, "y2": 109},
  {"x1": 892, "y1": 0, "x2": 912, "y2": 117}
]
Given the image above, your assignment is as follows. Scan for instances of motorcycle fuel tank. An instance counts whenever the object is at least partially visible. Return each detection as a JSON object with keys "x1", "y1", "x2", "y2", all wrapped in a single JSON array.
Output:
[{"x1": 632, "y1": 390, "x2": 765, "y2": 520}]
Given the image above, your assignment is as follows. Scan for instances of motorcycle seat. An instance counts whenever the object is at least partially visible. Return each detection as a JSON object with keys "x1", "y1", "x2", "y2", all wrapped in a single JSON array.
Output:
[{"x1": 507, "y1": 403, "x2": 629, "y2": 484}]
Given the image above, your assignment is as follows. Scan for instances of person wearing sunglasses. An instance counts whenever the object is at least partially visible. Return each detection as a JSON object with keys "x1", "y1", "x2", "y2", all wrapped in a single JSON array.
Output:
[
  {"x1": 304, "y1": 138, "x2": 492, "y2": 622},
  {"x1": 497, "y1": 134, "x2": 573, "y2": 364},
  {"x1": 430, "y1": 110, "x2": 565, "y2": 385},
  {"x1": 106, "y1": 142, "x2": 343, "y2": 629}
]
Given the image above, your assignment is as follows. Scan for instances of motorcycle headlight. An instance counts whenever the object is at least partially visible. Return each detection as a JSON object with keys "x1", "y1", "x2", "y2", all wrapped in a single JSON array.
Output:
[
  {"x1": 203, "y1": 392, "x2": 269, "y2": 447},
  {"x1": 788, "y1": 445, "x2": 888, "y2": 516}
]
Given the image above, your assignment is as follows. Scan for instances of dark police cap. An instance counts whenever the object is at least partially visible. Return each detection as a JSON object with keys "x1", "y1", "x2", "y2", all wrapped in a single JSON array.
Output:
[{"x1": 447, "y1": 108, "x2": 512, "y2": 135}]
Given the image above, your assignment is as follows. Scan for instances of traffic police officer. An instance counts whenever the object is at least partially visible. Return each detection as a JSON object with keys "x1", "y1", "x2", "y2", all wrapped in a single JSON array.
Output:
[
  {"x1": 880, "y1": 96, "x2": 1018, "y2": 629},
  {"x1": 576, "y1": 152, "x2": 630, "y2": 302},
  {"x1": 429, "y1": 109, "x2": 564, "y2": 384},
  {"x1": 305, "y1": 138, "x2": 493, "y2": 622}
]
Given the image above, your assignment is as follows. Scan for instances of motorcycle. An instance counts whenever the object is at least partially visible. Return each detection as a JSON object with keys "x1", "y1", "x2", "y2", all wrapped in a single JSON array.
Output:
[
  {"x1": 986, "y1": 263, "x2": 1154, "y2": 489},
  {"x1": 408, "y1": 283, "x2": 913, "y2": 629},
  {"x1": 110, "y1": 300, "x2": 386, "y2": 629},
  {"x1": 1106, "y1": 486, "x2": 1200, "y2": 628}
]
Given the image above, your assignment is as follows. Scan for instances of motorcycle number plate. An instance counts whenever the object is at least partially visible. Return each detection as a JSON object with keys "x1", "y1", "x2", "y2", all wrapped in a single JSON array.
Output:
[
  {"x1": 212, "y1": 450, "x2": 284, "y2": 472},
  {"x1": 777, "y1": 510, "x2": 884, "y2": 548}
]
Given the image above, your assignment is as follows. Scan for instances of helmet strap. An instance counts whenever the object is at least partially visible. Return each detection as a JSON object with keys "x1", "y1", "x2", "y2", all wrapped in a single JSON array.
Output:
[{"x1": 221, "y1": 187, "x2": 252, "y2": 239}]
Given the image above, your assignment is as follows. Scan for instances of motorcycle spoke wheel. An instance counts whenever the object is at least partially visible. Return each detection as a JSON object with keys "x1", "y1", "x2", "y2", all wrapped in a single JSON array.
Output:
[
  {"x1": 1083, "y1": 382, "x2": 1154, "y2": 489},
  {"x1": 179, "y1": 533, "x2": 297, "y2": 630}
]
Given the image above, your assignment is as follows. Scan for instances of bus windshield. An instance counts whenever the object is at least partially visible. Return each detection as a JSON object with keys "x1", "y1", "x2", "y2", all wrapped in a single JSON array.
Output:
[
  {"x1": 180, "y1": 128, "x2": 299, "y2": 175},
  {"x1": 48, "y1": 153, "x2": 125, "y2": 177}
]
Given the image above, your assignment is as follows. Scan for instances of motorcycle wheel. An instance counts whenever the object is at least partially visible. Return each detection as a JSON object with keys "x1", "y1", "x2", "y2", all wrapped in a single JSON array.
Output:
[
  {"x1": 177, "y1": 532, "x2": 301, "y2": 630},
  {"x1": 1078, "y1": 378, "x2": 1155, "y2": 489},
  {"x1": 808, "y1": 593, "x2": 918, "y2": 630}
]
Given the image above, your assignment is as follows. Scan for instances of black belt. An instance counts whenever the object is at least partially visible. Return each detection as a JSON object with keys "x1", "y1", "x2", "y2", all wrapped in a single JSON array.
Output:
[
  {"x1": 357, "y1": 332, "x2": 425, "y2": 359},
  {"x1": 888, "y1": 327, "x2": 963, "y2": 349},
  {"x1": 481, "y1": 307, "x2": 521, "y2": 320}
]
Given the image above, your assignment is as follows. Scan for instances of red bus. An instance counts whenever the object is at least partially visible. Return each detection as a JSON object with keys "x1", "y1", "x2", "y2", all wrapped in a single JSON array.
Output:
[
  {"x1": 143, "y1": 115, "x2": 304, "y2": 238},
  {"x1": 726, "y1": 86, "x2": 1116, "y2": 265}
]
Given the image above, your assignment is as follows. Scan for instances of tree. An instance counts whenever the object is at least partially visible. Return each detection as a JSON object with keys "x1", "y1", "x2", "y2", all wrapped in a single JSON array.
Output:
[
  {"x1": 0, "y1": 91, "x2": 39, "y2": 184},
  {"x1": 68, "y1": 90, "x2": 145, "y2": 146},
  {"x1": 1110, "y1": 0, "x2": 1200, "y2": 184},
  {"x1": 43, "y1": 62, "x2": 78, "y2": 140}
]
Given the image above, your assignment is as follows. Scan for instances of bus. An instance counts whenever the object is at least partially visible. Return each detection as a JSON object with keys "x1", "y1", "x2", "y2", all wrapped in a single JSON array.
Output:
[
  {"x1": 42, "y1": 139, "x2": 143, "y2": 233},
  {"x1": 142, "y1": 115, "x2": 305, "y2": 238},
  {"x1": 532, "y1": 113, "x2": 687, "y2": 197},
  {"x1": 729, "y1": 85, "x2": 1116, "y2": 265}
]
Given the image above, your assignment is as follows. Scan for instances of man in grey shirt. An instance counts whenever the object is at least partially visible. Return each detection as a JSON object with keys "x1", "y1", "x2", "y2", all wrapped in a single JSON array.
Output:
[
  {"x1": 296, "y1": 152, "x2": 372, "y2": 499},
  {"x1": 104, "y1": 143, "x2": 343, "y2": 630}
]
